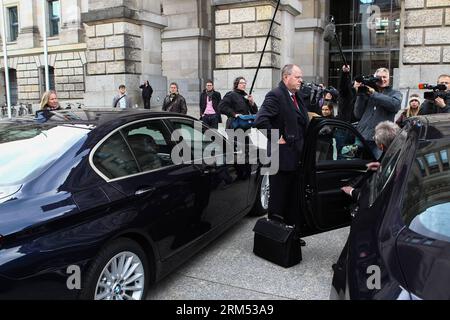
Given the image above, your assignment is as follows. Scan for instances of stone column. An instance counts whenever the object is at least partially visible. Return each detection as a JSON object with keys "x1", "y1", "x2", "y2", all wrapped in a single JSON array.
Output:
[
  {"x1": 294, "y1": 0, "x2": 327, "y2": 84},
  {"x1": 16, "y1": 0, "x2": 40, "y2": 49},
  {"x1": 81, "y1": 0, "x2": 167, "y2": 108},
  {"x1": 161, "y1": 0, "x2": 213, "y2": 109},
  {"x1": 398, "y1": 0, "x2": 450, "y2": 103},
  {"x1": 212, "y1": 0, "x2": 301, "y2": 107},
  {"x1": 59, "y1": 0, "x2": 84, "y2": 45}
]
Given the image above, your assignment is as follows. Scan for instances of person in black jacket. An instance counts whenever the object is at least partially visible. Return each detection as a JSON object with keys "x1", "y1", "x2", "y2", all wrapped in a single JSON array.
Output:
[
  {"x1": 219, "y1": 77, "x2": 258, "y2": 129},
  {"x1": 418, "y1": 74, "x2": 450, "y2": 115},
  {"x1": 254, "y1": 64, "x2": 309, "y2": 246},
  {"x1": 162, "y1": 82, "x2": 187, "y2": 114},
  {"x1": 139, "y1": 80, "x2": 153, "y2": 109},
  {"x1": 337, "y1": 65, "x2": 357, "y2": 123},
  {"x1": 199, "y1": 80, "x2": 222, "y2": 129}
]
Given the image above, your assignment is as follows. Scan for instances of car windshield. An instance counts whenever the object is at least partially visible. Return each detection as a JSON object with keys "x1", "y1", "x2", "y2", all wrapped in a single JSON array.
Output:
[{"x1": 0, "y1": 123, "x2": 91, "y2": 186}]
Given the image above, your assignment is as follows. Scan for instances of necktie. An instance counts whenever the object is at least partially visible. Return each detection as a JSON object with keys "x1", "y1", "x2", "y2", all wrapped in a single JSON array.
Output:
[{"x1": 292, "y1": 94, "x2": 299, "y2": 110}]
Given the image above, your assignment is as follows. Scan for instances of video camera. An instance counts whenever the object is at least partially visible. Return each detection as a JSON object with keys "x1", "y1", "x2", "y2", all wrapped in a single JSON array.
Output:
[
  {"x1": 418, "y1": 83, "x2": 449, "y2": 101},
  {"x1": 354, "y1": 75, "x2": 382, "y2": 94},
  {"x1": 302, "y1": 83, "x2": 339, "y2": 105}
]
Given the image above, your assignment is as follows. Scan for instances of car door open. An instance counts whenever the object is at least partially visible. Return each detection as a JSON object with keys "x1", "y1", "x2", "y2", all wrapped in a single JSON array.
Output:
[{"x1": 300, "y1": 118, "x2": 376, "y2": 236}]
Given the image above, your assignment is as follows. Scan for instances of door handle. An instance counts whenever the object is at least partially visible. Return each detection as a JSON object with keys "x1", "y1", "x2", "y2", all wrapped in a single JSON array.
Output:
[{"x1": 135, "y1": 186, "x2": 156, "y2": 196}]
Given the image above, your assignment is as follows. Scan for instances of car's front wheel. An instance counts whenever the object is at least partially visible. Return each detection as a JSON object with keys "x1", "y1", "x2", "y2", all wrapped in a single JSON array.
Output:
[
  {"x1": 249, "y1": 172, "x2": 269, "y2": 216},
  {"x1": 80, "y1": 238, "x2": 149, "y2": 300}
]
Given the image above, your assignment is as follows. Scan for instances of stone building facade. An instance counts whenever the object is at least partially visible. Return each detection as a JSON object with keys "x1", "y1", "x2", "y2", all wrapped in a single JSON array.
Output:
[
  {"x1": 0, "y1": 0, "x2": 449, "y2": 111},
  {"x1": 399, "y1": 0, "x2": 450, "y2": 98}
]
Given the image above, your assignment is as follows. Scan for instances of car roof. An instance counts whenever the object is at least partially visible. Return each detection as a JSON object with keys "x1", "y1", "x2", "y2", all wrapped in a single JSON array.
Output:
[
  {"x1": 416, "y1": 114, "x2": 450, "y2": 140},
  {"x1": 1, "y1": 109, "x2": 197, "y2": 129}
]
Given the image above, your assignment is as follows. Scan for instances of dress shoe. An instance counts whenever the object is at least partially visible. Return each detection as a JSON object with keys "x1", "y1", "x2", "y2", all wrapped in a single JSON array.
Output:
[{"x1": 299, "y1": 238, "x2": 306, "y2": 246}]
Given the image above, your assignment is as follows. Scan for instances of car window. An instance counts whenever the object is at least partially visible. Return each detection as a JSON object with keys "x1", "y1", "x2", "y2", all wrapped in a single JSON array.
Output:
[
  {"x1": 401, "y1": 140, "x2": 450, "y2": 242},
  {"x1": 122, "y1": 120, "x2": 174, "y2": 171},
  {"x1": 0, "y1": 124, "x2": 90, "y2": 186},
  {"x1": 92, "y1": 132, "x2": 139, "y2": 179},
  {"x1": 167, "y1": 119, "x2": 211, "y2": 162},
  {"x1": 316, "y1": 126, "x2": 372, "y2": 162}
]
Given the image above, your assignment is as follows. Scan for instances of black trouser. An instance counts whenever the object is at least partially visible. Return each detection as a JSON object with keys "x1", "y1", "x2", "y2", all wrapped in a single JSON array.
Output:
[
  {"x1": 269, "y1": 170, "x2": 301, "y2": 227},
  {"x1": 144, "y1": 99, "x2": 151, "y2": 109},
  {"x1": 202, "y1": 114, "x2": 219, "y2": 129}
]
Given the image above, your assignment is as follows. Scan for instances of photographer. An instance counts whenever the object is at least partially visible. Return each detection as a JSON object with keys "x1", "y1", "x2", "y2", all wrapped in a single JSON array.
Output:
[
  {"x1": 354, "y1": 67, "x2": 402, "y2": 159},
  {"x1": 419, "y1": 74, "x2": 450, "y2": 115}
]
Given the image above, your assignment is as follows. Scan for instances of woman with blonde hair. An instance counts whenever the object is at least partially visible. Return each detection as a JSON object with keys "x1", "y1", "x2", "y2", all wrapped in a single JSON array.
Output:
[
  {"x1": 396, "y1": 94, "x2": 422, "y2": 127},
  {"x1": 40, "y1": 90, "x2": 61, "y2": 111}
]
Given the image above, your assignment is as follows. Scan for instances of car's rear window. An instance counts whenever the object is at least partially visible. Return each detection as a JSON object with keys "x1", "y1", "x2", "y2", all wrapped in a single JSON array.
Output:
[
  {"x1": 0, "y1": 123, "x2": 90, "y2": 186},
  {"x1": 402, "y1": 140, "x2": 450, "y2": 242}
]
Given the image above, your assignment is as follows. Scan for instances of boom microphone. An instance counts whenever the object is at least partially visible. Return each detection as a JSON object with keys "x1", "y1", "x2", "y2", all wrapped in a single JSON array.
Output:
[{"x1": 323, "y1": 23, "x2": 336, "y2": 43}]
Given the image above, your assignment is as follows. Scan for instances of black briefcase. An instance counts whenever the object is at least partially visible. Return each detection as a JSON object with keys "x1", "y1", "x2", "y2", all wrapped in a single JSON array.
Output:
[{"x1": 252, "y1": 217, "x2": 302, "y2": 268}]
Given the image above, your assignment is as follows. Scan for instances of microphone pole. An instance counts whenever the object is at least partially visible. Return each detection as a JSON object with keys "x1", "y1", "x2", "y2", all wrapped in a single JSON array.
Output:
[
  {"x1": 323, "y1": 16, "x2": 348, "y2": 67},
  {"x1": 334, "y1": 32, "x2": 348, "y2": 67},
  {"x1": 249, "y1": 0, "x2": 281, "y2": 96}
]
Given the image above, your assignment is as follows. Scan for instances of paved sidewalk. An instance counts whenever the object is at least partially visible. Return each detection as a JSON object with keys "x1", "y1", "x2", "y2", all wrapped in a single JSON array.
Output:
[{"x1": 147, "y1": 216, "x2": 349, "y2": 300}]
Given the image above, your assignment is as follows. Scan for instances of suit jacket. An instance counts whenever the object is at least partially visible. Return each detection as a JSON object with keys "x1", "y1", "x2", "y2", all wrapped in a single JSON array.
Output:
[
  {"x1": 199, "y1": 90, "x2": 222, "y2": 122},
  {"x1": 254, "y1": 81, "x2": 309, "y2": 172}
]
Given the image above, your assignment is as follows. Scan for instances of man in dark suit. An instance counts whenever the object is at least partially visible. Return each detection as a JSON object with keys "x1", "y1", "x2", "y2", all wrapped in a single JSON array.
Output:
[{"x1": 254, "y1": 64, "x2": 309, "y2": 246}]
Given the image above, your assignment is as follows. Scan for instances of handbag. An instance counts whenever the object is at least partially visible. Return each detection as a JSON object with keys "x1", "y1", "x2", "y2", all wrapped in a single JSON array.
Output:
[
  {"x1": 253, "y1": 217, "x2": 302, "y2": 268},
  {"x1": 231, "y1": 115, "x2": 256, "y2": 130}
]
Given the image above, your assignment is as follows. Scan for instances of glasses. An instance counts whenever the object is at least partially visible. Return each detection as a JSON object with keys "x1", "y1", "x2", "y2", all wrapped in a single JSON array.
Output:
[{"x1": 239, "y1": 81, "x2": 247, "y2": 85}]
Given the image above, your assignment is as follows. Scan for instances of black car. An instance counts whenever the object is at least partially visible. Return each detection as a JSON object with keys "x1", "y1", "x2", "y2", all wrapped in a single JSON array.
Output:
[
  {"x1": 290, "y1": 114, "x2": 450, "y2": 300},
  {"x1": 0, "y1": 110, "x2": 268, "y2": 300}
]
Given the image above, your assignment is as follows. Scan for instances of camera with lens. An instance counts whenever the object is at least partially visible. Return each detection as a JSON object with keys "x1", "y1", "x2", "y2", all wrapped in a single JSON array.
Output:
[
  {"x1": 418, "y1": 83, "x2": 449, "y2": 101},
  {"x1": 355, "y1": 75, "x2": 382, "y2": 94},
  {"x1": 302, "y1": 83, "x2": 324, "y2": 107}
]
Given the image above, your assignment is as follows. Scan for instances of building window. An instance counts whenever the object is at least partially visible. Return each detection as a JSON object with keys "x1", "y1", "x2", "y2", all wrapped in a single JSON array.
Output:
[
  {"x1": 8, "y1": 7, "x2": 19, "y2": 42},
  {"x1": 1, "y1": 69, "x2": 18, "y2": 105},
  {"x1": 328, "y1": 0, "x2": 400, "y2": 88},
  {"x1": 40, "y1": 66, "x2": 55, "y2": 96},
  {"x1": 48, "y1": 0, "x2": 60, "y2": 37}
]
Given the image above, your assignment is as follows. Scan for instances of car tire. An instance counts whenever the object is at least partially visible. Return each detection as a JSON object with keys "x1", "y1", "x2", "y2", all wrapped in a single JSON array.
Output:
[
  {"x1": 79, "y1": 238, "x2": 149, "y2": 300},
  {"x1": 248, "y1": 172, "x2": 269, "y2": 217}
]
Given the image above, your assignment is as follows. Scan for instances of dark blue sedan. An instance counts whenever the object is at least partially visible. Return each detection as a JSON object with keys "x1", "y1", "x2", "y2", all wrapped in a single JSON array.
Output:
[{"x1": 0, "y1": 110, "x2": 267, "y2": 300}]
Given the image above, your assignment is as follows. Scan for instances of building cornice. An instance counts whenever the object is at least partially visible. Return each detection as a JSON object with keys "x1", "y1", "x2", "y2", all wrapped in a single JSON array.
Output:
[
  {"x1": 81, "y1": 6, "x2": 167, "y2": 29},
  {"x1": 0, "y1": 43, "x2": 87, "y2": 58}
]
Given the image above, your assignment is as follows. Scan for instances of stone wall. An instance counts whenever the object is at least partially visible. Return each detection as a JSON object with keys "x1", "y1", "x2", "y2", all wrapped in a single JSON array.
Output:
[
  {"x1": 161, "y1": 0, "x2": 212, "y2": 106},
  {"x1": 1, "y1": 49, "x2": 87, "y2": 105},
  {"x1": 212, "y1": 0, "x2": 301, "y2": 107},
  {"x1": 294, "y1": 0, "x2": 327, "y2": 84},
  {"x1": 398, "y1": 0, "x2": 450, "y2": 100},
  {"x1": 82, "y1": 0, "x2": 168, "y2": 108}
]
